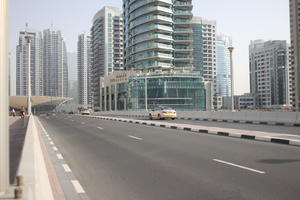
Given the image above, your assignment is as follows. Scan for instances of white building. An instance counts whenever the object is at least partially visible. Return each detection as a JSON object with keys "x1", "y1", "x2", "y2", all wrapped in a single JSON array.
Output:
[
  {"x1": 249, "y1": 40, "x2": 289, "y2": 108},
  {"x1": 91, "y1": 6, "x2": 124, "y2": 108},
  {"x1": 16, "y1": 27, "x2": 43, "y2": 96},
  {"x1": 216, "y1": 35, "x2": 232, "y2": 97},
  {"x1": 78, "y1": 33, "x2": 92, "y2": 105},
  {"x1": 43, "y1": 27, "x2": 68, "y2": 97}
]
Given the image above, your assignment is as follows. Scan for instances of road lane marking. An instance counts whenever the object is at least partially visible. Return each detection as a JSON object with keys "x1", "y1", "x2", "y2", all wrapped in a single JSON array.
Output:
[
  {"x1": 49, "y1": 141, "x2": 54, "y2": 145},
  {"x1": 81, "y1": 122, "x2": 85, "y2": 125},
  {"x1": 128, "y1": 135, "x2": 143, "y2": 141},
  {"x1": 52, "y1": 146, "x2": 58, "y2": 151},
  {"x1": 71, "y1": 180, "x2": 85, "y2": 194},
  {"x1": 213, "y1": 159, "x2": 265, "y2": 174},
  {"x1": 57, "y1": 154, "x2": 64, "y2": 160},
  {"x1": 97, "y1": 126, "x2": 104, "y2": 130},
  {"x1": 62, "y1": 164, "x2": 72, "y2": 172}
]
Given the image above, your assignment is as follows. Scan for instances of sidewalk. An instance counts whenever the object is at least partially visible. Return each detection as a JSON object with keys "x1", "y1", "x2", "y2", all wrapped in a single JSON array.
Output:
[{"x1": 9, "y1": 116, "x2": 27, "y2": 184}]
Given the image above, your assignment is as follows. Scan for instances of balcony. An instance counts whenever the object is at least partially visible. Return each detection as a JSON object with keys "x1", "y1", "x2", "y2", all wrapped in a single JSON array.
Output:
[
  {"x1": 131, "y1": 24, "x2": 173, "y2": 37},
  {"x1": 173, "y1": 1, "x2": 193, "y2": 9},
  {"x1": 130, "y1": 15, "x2": 172, "y2": 29},
  {"x1": 132, "y1": 34, "x2": 173, "y2": 46},
  {"x1": 129, "y1": 0, "x2": 172, "y2": 13},
  {"x1": 129, "y1": 6, "x2": 172, "y2": 22}
]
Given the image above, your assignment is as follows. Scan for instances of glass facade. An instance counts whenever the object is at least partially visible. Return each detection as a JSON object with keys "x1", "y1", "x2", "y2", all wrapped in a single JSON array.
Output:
[
  {"x1": 216, "y1": 35, "x2": 232, "y2": 97},
  {"x1": 127, "y1": 73, "x2": 206, "y2": 110},
  {"x1": 123, "y1": 0, "x2": 193, "y2": 71}
]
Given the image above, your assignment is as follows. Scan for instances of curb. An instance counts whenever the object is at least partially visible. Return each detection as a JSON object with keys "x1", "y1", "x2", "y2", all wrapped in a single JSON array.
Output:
[{"x1": 79, "y1": 115, "x2": 300, "y2": 148}]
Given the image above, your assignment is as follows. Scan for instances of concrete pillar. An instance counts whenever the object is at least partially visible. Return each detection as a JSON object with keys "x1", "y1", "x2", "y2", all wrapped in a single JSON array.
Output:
[
  {"x1": 109, "y1": 86, "x2": 112, "y2": 111},
  {"x1": 0, "y1": 0, "x2": 9, "y2": 194},
  {"x1": 228, "y1": 47, "x2": 235, "y2": 112},
  {"x1": 104, "y1": 87, "x2": 107, "y2": 111}
]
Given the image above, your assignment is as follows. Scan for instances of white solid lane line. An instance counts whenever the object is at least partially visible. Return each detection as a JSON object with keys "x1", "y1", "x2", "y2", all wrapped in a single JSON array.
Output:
[
  {"x1": 128, "y1": 135, "x2": 143, "y2": 141},
  {"x1": 57, "y1": 154, "x2": 64, "y2": 160},
  {"x1": 62, "y1": 164, "x2": 72, "y2": 172},
  {"x1": 97, "y1": 126, "x2": 104, "y2": 130},
  {"x1": 213, "y1": 159, "x2": 265, "y2": 174},
  {"x1": 71, "y1": 180, "x2": 85, "y2": 194}
]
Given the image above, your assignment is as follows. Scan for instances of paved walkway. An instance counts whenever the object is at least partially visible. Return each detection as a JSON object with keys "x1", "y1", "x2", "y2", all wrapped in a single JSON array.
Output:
[{"x1": 9, "y1": 116, "x2": 28, "y2": 184}]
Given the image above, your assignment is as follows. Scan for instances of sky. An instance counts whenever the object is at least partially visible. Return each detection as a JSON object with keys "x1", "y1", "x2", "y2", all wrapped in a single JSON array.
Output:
[{"x1": 9, "y1": 0, "x2": 290, "y2": 95}]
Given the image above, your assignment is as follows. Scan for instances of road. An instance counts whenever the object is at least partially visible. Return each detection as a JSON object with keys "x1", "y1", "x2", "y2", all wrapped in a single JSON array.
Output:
[{"x1": 39, "y1": 114, "x2": 300, "y2": 200}]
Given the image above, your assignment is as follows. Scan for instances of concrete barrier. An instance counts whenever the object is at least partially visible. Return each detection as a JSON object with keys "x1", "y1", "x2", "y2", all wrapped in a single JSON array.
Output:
[
  {"x1": 18, "y1": 116, "x2": 54, "y2": 200},
  {"x1": 94, "y1": 110, "x2": 300, "y2": 126}
]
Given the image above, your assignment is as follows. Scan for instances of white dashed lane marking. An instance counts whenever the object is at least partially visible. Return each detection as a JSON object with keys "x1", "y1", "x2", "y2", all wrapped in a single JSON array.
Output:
[
  {"x1": 71, "y1": 180, "x2": 85, "y2": 194},
  {"x1": 57, "y1": 154, "x2": 64, "y2": 160},
  {"x1": 128, "y1": 135, "x2": 143, "y2": 141},
  {"x1": 62, "y1": 164, "x2": 72, "y2": 172},
  {"x1": 97, "y1": 126, "x2": 104, "y2": 130},
  {"x1": 213, "y1": 159, "x2": 265, "y2": 174}
]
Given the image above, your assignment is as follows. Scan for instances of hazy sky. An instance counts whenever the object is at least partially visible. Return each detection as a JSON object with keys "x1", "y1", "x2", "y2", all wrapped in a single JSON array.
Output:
[{"x1": 10, "y1": 0, "x2": 290, "y2": 95}]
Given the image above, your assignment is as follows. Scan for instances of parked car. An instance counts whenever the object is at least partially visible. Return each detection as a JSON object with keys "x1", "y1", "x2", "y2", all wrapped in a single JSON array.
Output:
[
  {"x1": 80, "y1": 109, "x2": 91, "y2": 115},
  {"x1": 149, "y1": 107, "x2": 176, "y2": 120}
]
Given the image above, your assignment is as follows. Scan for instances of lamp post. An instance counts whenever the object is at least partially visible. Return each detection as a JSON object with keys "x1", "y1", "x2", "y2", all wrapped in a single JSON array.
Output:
[
  {"x1": 24, "y1": 32, "x2": 32, "y2": 115},
  {"x1": 228, "y1": 46, "x2": 234, "y2": 112},
  {"x1": 0, "y1": 0, "x2": 9, "y2": 194}
]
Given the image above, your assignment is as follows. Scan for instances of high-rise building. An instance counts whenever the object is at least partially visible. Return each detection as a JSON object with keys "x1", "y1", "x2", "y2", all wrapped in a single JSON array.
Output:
[
  {"x1": 192, "y1": 17, "x2": 216, "y2": 109},
  {"x1": 289, "y1": 0, "x2": 300, "y2": 109},
  {"x1": 249, "y1": 40, "x2": 289, "y2": 108},
  {"x1": 192, "y1": 17, "x2": 216, "y2": 79},
  {"x1": 216, "y1": 35, "x2": 232, "y2": 97},
  {"x1": 123, "y1": 0, "x2": 193, "y2": 71},
  {"x1": 91, "y1": 6, "x2": 124, "y2": 108},
  {"x1": 43, "y1": 27, "x2": 68, "y2": 97},
  {"x1": 16, "y1": 28, "x2": 43, "y2": 96},
  {"x1": 78, "y1": 33, "x2": 92, "y2": 105}
]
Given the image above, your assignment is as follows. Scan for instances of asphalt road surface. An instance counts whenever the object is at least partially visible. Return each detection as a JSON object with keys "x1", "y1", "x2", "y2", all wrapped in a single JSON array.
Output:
[{"x1": 39, "y1": 114, "x2": 300, "y2": 200}]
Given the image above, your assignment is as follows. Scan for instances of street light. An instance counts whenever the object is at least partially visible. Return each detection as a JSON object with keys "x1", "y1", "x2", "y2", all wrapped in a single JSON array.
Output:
[
  {"x1": 228, "y1": 46, "x2": 234, "y2": 112},
  {"x1": 24, "y1": 31, "x2": 32, "y2": 115}
]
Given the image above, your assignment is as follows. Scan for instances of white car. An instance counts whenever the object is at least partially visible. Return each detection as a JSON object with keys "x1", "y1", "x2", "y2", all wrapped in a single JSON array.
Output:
[
  {"x1": 80, "y1": 109, "x2": 91, "y2": 115},
  {"x1": 149, "y1": 107, "x2": 176, "y2": 120}
]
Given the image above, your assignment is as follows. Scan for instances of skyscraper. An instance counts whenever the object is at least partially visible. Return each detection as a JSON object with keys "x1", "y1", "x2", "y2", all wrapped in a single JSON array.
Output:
[
  {"x1": 192, "y1": 17, "x2": 217, "y2": 109},
  {"x1": 16, "y1": 27, "x2": 43, "y2": 96},
  {"x1": 249, "y1": 40, "x2": 289, "y2": 108},
  {"x1": 43, "y1": 27, "x2": 68, "y2": 97},
  {"x1": 91, "y1": 6, "x2": 124, "y2": 108},
  {"x1": 123, "y1": 0, "x2": 193, "y2": 71},
  {"x1": 289, "y1": 0, "x2": 300, "y2": 109},
  {"x1": 216, "y1": 35, "x2": 232, "y2": 97},
  {"x1": 192, "y1": 17, "x2": 216, "y2": 79},
  {"x1": 78, "y1": 33, "x2": 92, "y2": 105}
]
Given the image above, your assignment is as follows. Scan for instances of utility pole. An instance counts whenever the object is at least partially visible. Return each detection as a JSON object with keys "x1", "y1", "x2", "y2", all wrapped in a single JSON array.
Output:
[
  {"x1": 24, "y1": 31, "x2": 32, "y2": 115},
  {"x1": 0, "y1": 0, "x2": 9, "y2": 195},
  {"x1": 228, "y1": 46, "x2": 235, "y2": 112}
]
